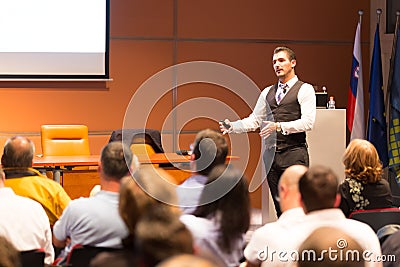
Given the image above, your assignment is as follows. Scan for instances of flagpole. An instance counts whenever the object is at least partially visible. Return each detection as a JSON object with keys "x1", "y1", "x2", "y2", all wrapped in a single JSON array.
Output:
[
  {"x1": 377, "y1": 8, "x2": 382, "y2": 24},
  {"x1": 359, "y1": 10, "x2": 363, "y2": 24}
]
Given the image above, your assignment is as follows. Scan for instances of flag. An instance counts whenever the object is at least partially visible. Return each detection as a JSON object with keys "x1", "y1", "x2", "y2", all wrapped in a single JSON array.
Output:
[
  {"x1": 347, "y1": 22, "x2": 365, "y2": 140},
  {"x1": 367, "y1": 23, "x2": 388, "y2": 167},
  {"x1": 388, "y1": 27, "x2": 400, "y2": 180}
]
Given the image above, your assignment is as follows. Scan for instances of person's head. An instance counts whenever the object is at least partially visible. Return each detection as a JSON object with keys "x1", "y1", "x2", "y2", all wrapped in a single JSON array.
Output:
[
  {"x1": 1, "y1": 136, "x2": 35, "y2": 168},
  {"x1": 0, "y1": 236, "x2": 21, "y2": 267},
  {"x1": 299, "y1": 165, "x2": 339, "y2": 213},
  {"x1": 191, "y1": 129, "x2": 228, "y2": 176},
  {"x1": 156, "y1": 254, "x2": 220, "y2": 267},
  {"x1": 273, "y1": 46, "x2": 297, "y2": 83},
  {"x1": 119, "y1": 166, "x2": 179, "y2": 236},
  {"x1": 297, "y1": 226, "x2": 364, "y2": 267},
  {"x1": 136, "y1": 204, "x2": 193, "y2": 267},
  {"x1": 343, "y1": 139, "x2": 383, "y2": 183},
  {"x1": 193, "y1": 164, "x2": 250, "y2": 253},
  {"x1": 99, "y1": 141, "x2": 132, "y2": 181},
  {"x1": 278, "y1": 165, "x2": 308, "y2": 212}
]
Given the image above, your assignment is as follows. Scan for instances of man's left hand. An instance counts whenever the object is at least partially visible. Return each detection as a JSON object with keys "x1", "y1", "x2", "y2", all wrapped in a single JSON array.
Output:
[{"x1": 260, "y1": 121, "x2": 276, "y2": 139}]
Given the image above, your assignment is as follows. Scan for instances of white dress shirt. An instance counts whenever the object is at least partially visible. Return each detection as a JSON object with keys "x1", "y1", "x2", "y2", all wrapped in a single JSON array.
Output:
[
  {"x1": 231, "y1": 75, "x2": 316, "y2": 135},
  {"x1": 244, "y1": 207, "x2": 306, "y2": 267},
  {"x1": 0, "y1": 187, "x2": 54, "y2": 265}
]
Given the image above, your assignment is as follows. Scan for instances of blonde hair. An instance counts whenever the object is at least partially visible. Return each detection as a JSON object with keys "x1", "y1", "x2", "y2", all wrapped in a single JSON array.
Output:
[{"x1": 342, "y1": 139, "x2": 383, "y2": 183}]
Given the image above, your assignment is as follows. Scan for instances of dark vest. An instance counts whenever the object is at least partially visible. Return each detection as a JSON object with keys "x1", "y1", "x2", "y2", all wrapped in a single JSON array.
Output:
[{"x1": 266, "y1": 80, "x2": 307, "y2": 151}]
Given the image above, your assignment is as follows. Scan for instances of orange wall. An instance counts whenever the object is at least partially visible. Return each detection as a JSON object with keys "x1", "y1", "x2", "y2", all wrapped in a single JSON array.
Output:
[{"x1": 0, "y1": 0, "x2": 371, "y2": 207}]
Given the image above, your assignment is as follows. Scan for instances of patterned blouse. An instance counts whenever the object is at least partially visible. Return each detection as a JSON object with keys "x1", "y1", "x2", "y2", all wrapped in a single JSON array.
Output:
[{"x1": 338, "y1": 178, "x2": 393, "y2": 217}]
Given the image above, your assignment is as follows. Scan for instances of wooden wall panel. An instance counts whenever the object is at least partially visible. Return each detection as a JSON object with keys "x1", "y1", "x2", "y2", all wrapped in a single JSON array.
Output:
[
  {"x1": 111, "y1": 0, "x2": 174, "y2": 37},
  {"x1": 0, "y1": 0, "x2": 376, "y2": 206},
  {"x1": 178, "y1": 0, "x2": 370, "y2": 41}
]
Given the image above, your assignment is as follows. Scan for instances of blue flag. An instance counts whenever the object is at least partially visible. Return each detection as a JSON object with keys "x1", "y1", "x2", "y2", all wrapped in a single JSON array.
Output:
[
  {"x1": 367, "y1": 24, "x2": 388, "y2": 167},
  {"x1": 388, "y1": 27, "x2": 400, "y2": 180}
]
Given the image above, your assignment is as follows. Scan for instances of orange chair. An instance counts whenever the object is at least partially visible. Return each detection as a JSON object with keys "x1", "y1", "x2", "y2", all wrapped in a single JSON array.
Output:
[
  {"x1": 40, "y1": 125, "x2": 91, "y2": 182},
  {"x1": 41, "y1": 125, "x2": 90, "y2": 157}
]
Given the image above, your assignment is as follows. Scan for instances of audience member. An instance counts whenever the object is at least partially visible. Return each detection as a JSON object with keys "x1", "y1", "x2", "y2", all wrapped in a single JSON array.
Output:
[
  {"x1": 296, "y1": 165, "x2": 382, "y2": 267},
  {"x1": 381, "y1": 228, "x2": 400, "y2": 267},
  {"x1": 0, "y1": 236, "x2": 21, "y2": 267},
  {"x1": 297, "y1": 226, "x2": 364, "y2": 267},
  {"x1": 181, "y1": 164, "x2": 250, "y2": 267},
  {"x1": 53, "y1": 141, "x2": 133, "y2": 263},
  {"x1": 136, "y1": 204, "x2": 193, "y2": 267},
  {"x1": 90, "y1": 166, "x2": 180, "y2": 267},
  {"x1": 156, "y1": 254, "x2": 220, "y2": 267},
  {"x1": 1, "y1": 136, "x2": 71, "y2": 225},
  {"x1": 177, "y1": 129, "x2": 228, "y2": 214},
  {"x1": 243, "y1": 165, "x2": 308, "y2": 267},
  {"x1": 0, "y1": 166, "x2": 54, "y2": 264},
  {"x1": 339, "y1": 139, "x2": 393, "y2": 217}
]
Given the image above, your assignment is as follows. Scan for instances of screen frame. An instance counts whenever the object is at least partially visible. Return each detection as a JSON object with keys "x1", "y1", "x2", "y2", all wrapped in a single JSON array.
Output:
[{"x1": 0, "y1": 0, "x2": 110, "y2": 80}]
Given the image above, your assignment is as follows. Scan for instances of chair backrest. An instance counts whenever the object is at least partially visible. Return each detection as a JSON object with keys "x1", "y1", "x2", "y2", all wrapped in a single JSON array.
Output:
[
  {"x1": 130, "y1": 143, "x2": 156, "y2": 156},
  {"x1": 349, "y1": 207, "x2": 400, "y2": 232},
  {"x1": 109, "y1": 129, "x2": 164, "y2": 153},
  {"x1": 377, "y1": 224, "x2": 400, "y2": 245},
  {"x1": 20, "y1": 249, "x2": 45, "y2": 267},
  {"x1": 41, "y1": 125, "x2": 90, "y2": 156},
  {"x1": 66, "y1": 244, "x2": 121, "y2": 267}
]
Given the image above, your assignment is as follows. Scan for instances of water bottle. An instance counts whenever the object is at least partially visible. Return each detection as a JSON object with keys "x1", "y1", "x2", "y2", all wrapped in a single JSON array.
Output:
[{"x1": 327, "y1": 96, "x2": 336, "y2": 109}]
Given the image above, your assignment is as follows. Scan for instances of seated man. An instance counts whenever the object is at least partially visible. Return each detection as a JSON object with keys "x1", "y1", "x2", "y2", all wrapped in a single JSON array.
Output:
[
  {"x1": 243, "y1": 165, "x2": 308, "y2": 267},
  {"x1": 2, "y1": 136, "x2": 71, "y2": 225},
  {"x1": 52, "y1": 141, "x2": 133, "y2": 261},
  {"x1": 0, "y1": 166, "x2": 54, "y2": 265},
  {"x1": 176, "y1": 129, "x2": 228, "y2": 214},
  {"x1": 294, "y1": 165, "x2": 382, "y2": 267}
]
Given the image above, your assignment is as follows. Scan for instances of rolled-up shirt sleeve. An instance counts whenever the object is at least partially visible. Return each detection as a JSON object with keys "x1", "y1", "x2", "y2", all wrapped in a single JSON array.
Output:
[{"x1": 230, "y1": 87, "x2": 271, "y2": 133}]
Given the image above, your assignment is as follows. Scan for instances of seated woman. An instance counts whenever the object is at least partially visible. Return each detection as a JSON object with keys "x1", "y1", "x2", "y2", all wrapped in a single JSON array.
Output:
[
  {"x1": 339, "y1": 139, "x2": 393, "y2": 217},
  {"x1": 180, "y1": 164, "x2": 250, "y2": 267}
]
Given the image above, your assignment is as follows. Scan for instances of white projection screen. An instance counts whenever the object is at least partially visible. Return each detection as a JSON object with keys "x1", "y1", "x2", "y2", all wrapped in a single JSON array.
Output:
[{"x1": 0, "y1": 0, "x2": 109, "y2": 79}]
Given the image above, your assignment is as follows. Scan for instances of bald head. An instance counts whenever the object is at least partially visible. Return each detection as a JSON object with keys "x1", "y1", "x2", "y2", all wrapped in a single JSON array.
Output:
[
  {"x1": 278, "y1": 165, "x2": 308, "y2": 212},
  {"x1": 279, "y1": 165, "x2": 308, "y2": 190},
  {"x1": 1, "y1": 136, "x2": 35, "y2": 168}
]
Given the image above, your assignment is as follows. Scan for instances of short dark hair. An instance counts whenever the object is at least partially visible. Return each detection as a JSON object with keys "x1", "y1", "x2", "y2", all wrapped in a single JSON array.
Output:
[
  {"x1": 100, "y1": 141, "x2": 132, "y2": 180},
  {"x1": 299, "y1": 165, "x2": 338, "y2": 212},
  {"x1": 1, "y1": 136, "x2": 35, "y2": 168},
  {"x1": 273, "y1": 46, "x2": 296, "y2": 61},
  {"x1": 192, "y1": 129, "x2": 228, "y2": 176}
]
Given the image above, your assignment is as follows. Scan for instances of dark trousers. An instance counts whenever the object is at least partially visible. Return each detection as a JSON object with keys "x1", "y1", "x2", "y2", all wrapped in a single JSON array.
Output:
[{"x1": 263, "y1": 145, "x2": 309, "y2": 217}]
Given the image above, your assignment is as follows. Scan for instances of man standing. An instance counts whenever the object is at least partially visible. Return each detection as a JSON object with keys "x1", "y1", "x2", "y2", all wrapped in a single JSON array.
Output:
[
  {"x1": 53, "y1": 141, "x2": 133, "y2": 260},
  {"x1": 220, "y1": 47, "x2": 316, "y2": 216},
  {"x1": 2, "y1": 136, "x2": 71, "y2": 225}
]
